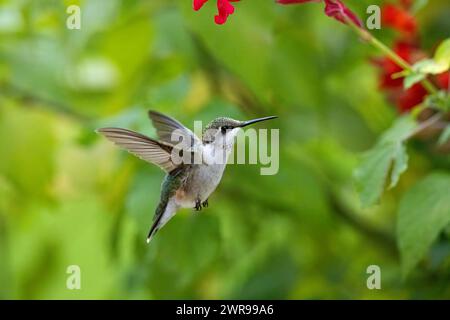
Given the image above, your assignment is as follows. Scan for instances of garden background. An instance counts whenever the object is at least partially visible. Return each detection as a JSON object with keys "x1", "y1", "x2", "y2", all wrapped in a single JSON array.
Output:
[{"x1": 0, "y1": 0, "x2": 449, "y2": 299}]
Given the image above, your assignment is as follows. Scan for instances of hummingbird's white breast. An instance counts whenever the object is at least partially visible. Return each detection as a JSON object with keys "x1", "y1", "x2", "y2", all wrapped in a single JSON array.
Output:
[{"x1": 174, "y1": 140, "x2": 234, "y2": 208}]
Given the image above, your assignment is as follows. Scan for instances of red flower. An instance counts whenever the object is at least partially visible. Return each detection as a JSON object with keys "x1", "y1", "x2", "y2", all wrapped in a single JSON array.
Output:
[
  {"x1": 436, "y1": 72, "x2": 449, "y2": 91},
  {"x1": 382, "y1": 4, "x2": 417, "y2": 36},
  {"x1": 277, "y1": 0, "x2": 363, "y2": 28},
  {"x1": 395, "y1": 83, "x2": 428, "y2": 112},
  {"x1": 323, "y1": 0, "x2": 363, "y2": 28},
  {"x1": 375, "y1": 41, "x2": 423, "y2": 89},
  {"x1": 193, "y1": 0, "x2": 240, "y2": 25},
  {"x1": 373, "y1": 41, "x2": 428, "y2": 112},
  {"x1": 193, "y1": 0, "x2": 208, "y2": 10}
]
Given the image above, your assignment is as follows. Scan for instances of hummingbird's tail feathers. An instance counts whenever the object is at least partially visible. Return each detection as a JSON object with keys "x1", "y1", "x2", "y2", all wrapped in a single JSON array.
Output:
[
  {"x1": 146, "y1": 198, "x2": 167, "y2": 244},
  {"x1": 96, "y1": 127, "x2": 178, "y2": 173},
  {"x1": 146, "y1": 222, "x2": 159, "y2": 244},
  {"x1": 146, "y1": 198, "x2": 179, "y2": 244}
]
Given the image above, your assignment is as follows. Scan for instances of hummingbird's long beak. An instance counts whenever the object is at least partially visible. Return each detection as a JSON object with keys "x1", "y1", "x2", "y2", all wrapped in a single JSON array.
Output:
[{"x1": 239, "y1": 116, "x2": 277, "y2": 128}]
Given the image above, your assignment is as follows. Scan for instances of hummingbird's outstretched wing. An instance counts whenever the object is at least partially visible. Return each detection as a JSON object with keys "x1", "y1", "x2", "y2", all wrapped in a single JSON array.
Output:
[
  {"x1": 97, "y1": 127, "x2": 178, "y2": 172},
  {"x1": 148, "y1": 110, "x2": 202, "y2": 149}
]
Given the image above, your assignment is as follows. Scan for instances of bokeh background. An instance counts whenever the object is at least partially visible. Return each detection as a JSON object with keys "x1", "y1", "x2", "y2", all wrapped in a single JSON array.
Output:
[{"x1": 0, "y1": 0, "x2": 449, "y2": 299}]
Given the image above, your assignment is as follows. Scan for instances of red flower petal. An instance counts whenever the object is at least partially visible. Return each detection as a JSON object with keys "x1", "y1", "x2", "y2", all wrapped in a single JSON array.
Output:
[
  {"x1": 374, "y1": 41, "x2": 422, "y2": 90},
  {"x1": 380, "y1": 72, "x2": 403, "y2": 89},
  {"x1": 277, "y1": 0, "x2": 363, "y2": 28},
  {"x1": 215, "y1": 0, "x2": 238, "y2": 25},
  {"x1": 193, "y1": 0, "x2": 209, "y2": 11},
  {"x1": 382, "y1": 4, "x2": 417, "y2": 36},
  {"x1": 323, "y1": 0, "x2": 363, "y2": 28},
  {"x1": 373, "y1": 40, "x2": 428, "y2": 112},
  {"x1": 436, "y1": 72, "x2": 449, "y2": 91},
  {"x1": 193, "y1": 0, "x2": 239, "y2": 25},
  {"x1": 396, "y1": 83, "x2": 427, "y2": 112},
  {"x1": 385, "y1": 41, "x2": 417, "y2": 72}
]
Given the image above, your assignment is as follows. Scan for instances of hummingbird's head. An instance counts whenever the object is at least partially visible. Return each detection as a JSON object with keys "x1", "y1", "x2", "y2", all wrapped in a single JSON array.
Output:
[{"x1": 202, "y1": 116, "x2": 277, "y2": 148}]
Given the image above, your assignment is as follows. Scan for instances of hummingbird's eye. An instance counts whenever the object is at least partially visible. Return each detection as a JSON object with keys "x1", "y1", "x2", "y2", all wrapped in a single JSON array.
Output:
[{"x1": 221, "y1": 126, "x2": 228, "y2": 134}]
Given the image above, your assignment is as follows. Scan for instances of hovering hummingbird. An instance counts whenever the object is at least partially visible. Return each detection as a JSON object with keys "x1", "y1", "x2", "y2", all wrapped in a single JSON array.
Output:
[{"x1": 97, "y1": 111, "x2": 277, "y2": 243}]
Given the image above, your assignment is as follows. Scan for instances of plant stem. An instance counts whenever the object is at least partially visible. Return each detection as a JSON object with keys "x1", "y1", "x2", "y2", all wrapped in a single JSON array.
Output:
[
  {"x1": 344, "y1": 16, "x2": 438, "y2": 95},
  {"x1": 405, "y1": 111, "x2": 443, "y2": 140}
]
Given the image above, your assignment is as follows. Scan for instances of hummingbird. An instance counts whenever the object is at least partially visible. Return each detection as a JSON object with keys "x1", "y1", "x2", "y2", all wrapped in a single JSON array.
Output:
[{"x1": 97, "y1": 111, "x2": 277, "y2": 243}]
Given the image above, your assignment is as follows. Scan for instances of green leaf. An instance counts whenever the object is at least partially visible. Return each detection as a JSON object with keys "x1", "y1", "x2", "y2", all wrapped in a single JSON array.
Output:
[
  {"x1": 397, "y1": 172, "x2": 450, "y2": 276},
  {"x1": 425, "y1": 90, "x2": 450, "y2": 111},
  {"x1": 379, "y1": 115, "x2": 417, "y2": 143},
  {"x1": 389, "y1": 142, "x2": 408, "y2": 188},
  {"x1": 412, "y1": 0, "x2": 428, "y2": 13},
  {"x1": 434, "y1": 38, "x2": 450, "y2": 68},
  {"x1": 412, "y1": 59, "x2": 448, "y2": 75},
  {"x1": 354, "y1": 116, "x2": 417, "y2": 207},
  {"x1": 438, "y1": 125, "x2": 450, "y2": 145},
  {"x1": 408, "y1": 40, "x2": 450, "y2": 77},
  {"x1": 404, "y1": 72, "x2": 425, "y2": 89}
]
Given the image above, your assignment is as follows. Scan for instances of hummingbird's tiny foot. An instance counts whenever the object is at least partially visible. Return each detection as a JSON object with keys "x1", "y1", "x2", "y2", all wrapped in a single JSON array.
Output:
[
  {"x1": 202, "y1": 199, "x2": 209, "y2": 208},
  {"x1": 195, "y1": 199, "x2": 202, "y2": 211}
]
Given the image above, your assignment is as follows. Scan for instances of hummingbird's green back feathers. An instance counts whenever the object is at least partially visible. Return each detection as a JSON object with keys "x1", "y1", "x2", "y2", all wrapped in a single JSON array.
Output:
[{"x1": 146, "y1": 166, "x2": 188, "y2": 243}]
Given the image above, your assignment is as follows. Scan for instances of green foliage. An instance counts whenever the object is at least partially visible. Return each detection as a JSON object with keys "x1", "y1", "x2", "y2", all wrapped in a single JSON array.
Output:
[
  {"x1": 354, "y1": 116, "x2": 416, "y2": 207},
  {"x1": 397, "y1": 173, "x2": 450, "y2": 276},
  {"x1": 434, "y1": 39, "x2": 450, "y2": 69},
  {"x1": 404, "y1": 72, "x2": 425, "y2": 90},
  {"x1": 438, "y1": 125, "x2": 450, "y2": 145},
  {"x1": 425, "y1": 90, "x2": 450, "y2": 111},
  {"x1": 412, "y1": 58, "x2": 448, "y2": 75},
  {"x1": 0, "y1": 102, "x2": 57, "y2": 199},
  {"x1": 412, "y1": 0, "x2": 429, "y2": 13},
  {"x1": 403, "y1": 38, "x2": 450, "y2": 89}
]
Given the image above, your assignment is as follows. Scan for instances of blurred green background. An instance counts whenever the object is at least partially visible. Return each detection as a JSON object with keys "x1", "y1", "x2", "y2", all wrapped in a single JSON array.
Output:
[{"x1": 0, "y1": 0, "x2": 449, "y2": 299}]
